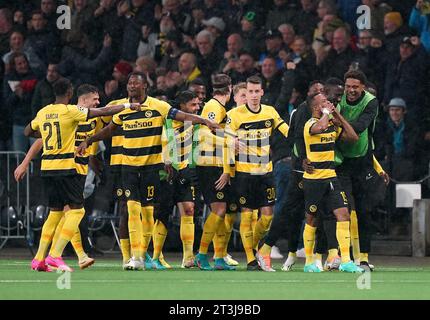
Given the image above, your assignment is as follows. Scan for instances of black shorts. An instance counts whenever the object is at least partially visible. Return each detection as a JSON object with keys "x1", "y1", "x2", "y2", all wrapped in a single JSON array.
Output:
[
  {"x1": 196, "y1": 166, "x2": 230, "y2": 205},
  {"x1": 112, "y1": 170, "x2": 125, "y2": 201},
  {"x1": 173, "y1": 167, "x2": 199, "y2": 203},
  {"x1": 43, "y1": 174, "x2": 85, "y2": 208},
  {"x1": 303, "y1": 177, "x2": 348, "y2": 217},
  {"x1": 235, "y1": 172, "x2": 276, "y2": 210},
  {"x1": 157, "y1": 179, "x2": 175, "y2": 222},
  {"x1": 122, "y1": 170, "x2": 161, "y2": 205}
]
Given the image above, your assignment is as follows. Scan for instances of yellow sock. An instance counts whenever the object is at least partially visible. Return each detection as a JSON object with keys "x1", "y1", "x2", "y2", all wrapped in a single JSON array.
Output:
[
  {"x1": 336, "y1": 221, "x2": 351, "y2": 263},
  {"x1": 180, "y1": 215, "x2": 194, "y2": 260},
  {"x1": 199, "y1": 212, "x2": 223, "y2": 254},
  {"x1": 350, "y1": 210, "x2": 360, "y2": 261},
  {"x1": 141, "y1": 205, "x2": 154, "y2": 255},
  {"x1": 213, "y1": 218, "x2": 226, "y2": 259},
  {"x1": 223, "y1": 213, "x2": 236, "y2": 256},
  {"x1": 259, "y1": 243, "x2": 272, "y2": 256},
  {"x1": 51, "y1": 208, "x2": 85, "y2": 258},
  {"x1": 49, "y1": 215, "x2": 65, "y2": 256},
  {"x1": 120, "y1": 239, "x2": 131, "y2": 263},
  {"x1": 71, "y1": 229, "x2": 86, "y2": 261},
  {"x1": 251, "y1": 209, "x2": 258, "y2": 233},
  {"x1": 360, "y1": 252, "x2": 369, "y2": 263},
  {"x1": 127, "y1": 200, "x2": 143, "y2": 258},
  {"x1": 240, "y1": 211, "x2": 255, "y2": 263},
  {"x1": 315, "y1": 253, "x2": 323, "y2": 261},
  {"x1": 253, "y1": 214, "x2": 272, "y2": 249},
  {"x1": 328, "y1": 248, "x2": 338, "y2": 260},
  {"x1": 288, "y1": 252, "x2": 297, "y2": 258},
  {"x1": 303, "y1": 224, "x2": 316, "y2": 265},
  {"x1": 34, "y1": 210, "x2": 64, "y2": 260},
  {"x1": 152, "y1": 220, "x2": 168, "y2": 260}
]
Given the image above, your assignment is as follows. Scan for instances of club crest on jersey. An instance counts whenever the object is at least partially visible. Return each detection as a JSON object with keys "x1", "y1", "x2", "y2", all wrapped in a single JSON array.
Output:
[
  {"x1": 229, "y1": 204, "x2": 237, "y2": 211},
  {"x1": 216, "y1": 192, "x2": 224, "y2": 200},
  {"x1": 239, "y1": 197, "x2": 246, "y2": 205},
  {"x1": 116, "y1": 189, "x2": 123, "y2": 197},
  {"x1": 226, "y1": 117, "x2": 231, "y2": 124},
  {"x1": 265, "y1": 120, "x2": 271, "y2": 128},
  {"x1": 145, "y1": 110, "x2": 153, "y2": 118},
  {"x1": 298, "y1": 181, "x2": 304, "y2": 189},
  {"x1": 125, "y1": 189, "x2": 131, "y2": 198},
  {"x1": 208, "y1": 112, "x2": 216, "y2": 120},
  {"x1": 78, "y1": 106, "x2": 87, "y2": 113},
  {"x1": 309, "y1": 205, "x2": 317, "y2": 213}
]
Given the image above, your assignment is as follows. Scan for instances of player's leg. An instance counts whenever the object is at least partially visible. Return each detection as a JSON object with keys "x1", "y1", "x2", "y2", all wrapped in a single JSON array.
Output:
[{"x1": 48, "y1": 175, "x2": 86, "y2": 272}]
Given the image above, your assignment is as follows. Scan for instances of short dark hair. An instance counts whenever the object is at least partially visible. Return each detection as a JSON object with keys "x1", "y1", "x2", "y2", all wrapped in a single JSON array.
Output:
[
  {"x1": 176, "y1": 90, "x2": 197, "y2": 105},
  {"x1": 77, "y1": 84, "x2": 99, "y2": 97},
  {"x1": 307, "y1": 92, "x2": 324, "y2": 109},
  {"x1": 31, "y1": 10, "x2": 44, "y2": 18},
  {"x1": 309, "y1": 80, "x2": 323, "y2": 89},
  {"x1": 325, "y1": 77, "x2": 344, "y2": 87},
  {"x1": 212, "y1": 73, "x2": 231, "y2": 95},
  {"x1": 127, "y1": 71, "x2": 148, "y2": 84},
  {"x1": 188, "y1": 78, "x2": 206, "y2": 88},
  {"x1": 53, "y1": 78, "x2": 72, "y2": 97},
  {"x1": 344, "y1": 70, "x2": 367, "y2": 84},
  {"x1": 246, "y1": 75, "x2": 262, "y2": 86}
]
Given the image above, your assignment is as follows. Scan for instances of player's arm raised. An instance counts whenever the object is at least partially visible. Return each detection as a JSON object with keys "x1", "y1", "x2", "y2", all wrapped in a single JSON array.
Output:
[
  {"x1": 174, "y1": 109, "x2": 220, "y2": 131},
  {"x1": 87, "y1": 102, "x2": 141, "y2": 119},
  {"x1": 332, "y1": 107, "x2": 359, "y2": 143},
  {"x1": 76, "y1": 122, "x2": 118, "y2": 156}
]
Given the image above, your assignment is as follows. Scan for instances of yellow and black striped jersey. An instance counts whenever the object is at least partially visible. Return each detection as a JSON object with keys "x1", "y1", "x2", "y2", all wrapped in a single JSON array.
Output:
[
  {"x1": 74, "y1": 117, "x2": 103, "y2": 175},
  {"x1": 226, "y1": 104, "x2": 289, "y2": 175},
  {"x1": 163, "y1": 119, "x2": 194, "y2": 170},
  {"x1": 303, "y1": 118, "x2": 342, "y2": 180},
  {"x1": 196, "y1": 98, "x2": 227, "y2": 167},
  {"x1": 30, "y1": 103, "x2": 89, "y2": 176},
  {"x1": 112, "y1": 96, "x2": 174, "y2": 171},
  {"x1": 102, "y1": 98, "x2": 129, "y2": 170}
]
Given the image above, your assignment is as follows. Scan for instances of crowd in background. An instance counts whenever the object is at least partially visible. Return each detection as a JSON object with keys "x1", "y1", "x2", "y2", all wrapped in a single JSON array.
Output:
[{"x1": 0, "y1": 0, "x2": 429, "y2": 231}]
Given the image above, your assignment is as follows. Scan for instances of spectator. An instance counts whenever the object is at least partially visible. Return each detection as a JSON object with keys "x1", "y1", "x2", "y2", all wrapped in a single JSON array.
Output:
[
  {"x1": 278, "y1": 24, "x2": 296, "y2": 52},
  {"x1": 165, "y1": 51, "x2": 202, "y2": 93},
  {"x1": 294, "y1": 0, "x2": 319, "y2": 43},
  {"x1": 312, "y1": 15, "x2": 344, "y2": 65},
  {"x1": 188, "y1": 1, "x2": 206, "y2": 36},
  {"x1": 384, "y1": 11, "x2": 409, "y2": 57},
  {"x1": 318, "y1": 26, "x2": 356, "y2": 80},
  {"x1": 265, "y1": 0, "x2": 298, "y2": 31},
  {"x1": 30, "y1": 62, "x2": 60, "y2": 118},
  {"x1": 40, "y1": 0, "x2": 59, "y2": 31},
  {"x1": 383, "y1": 36, "x2": 429, "y2": 118},
  {"x1": 203, "y1": 0, "x2": 224, "y2": 19},
  {"x1": 202, "y1": 16, "x2": 226, "y2": 57},
  {"x1": 227, "y1": 50, "x2": 258, "y2": 84},
  {"x1": 135, "y1": 55, "x2": 157, "y2": 87},
  {"x1": 362, "y1": 0, "x2": 392, "y2": 37},
  {"x1": 261, "y1": 56, "x2": 283, "y2": 106},
  {"x1": 120, "y1": 0, "x2": 155, "y2": 62},
  {"x1": 25, "y1": 10, "x2": 60, "y2": 67},
  {"x1": 58, "y1": 33, "x2": 113, "y2": 88},
  {"x1": 3, "y1": 30, "x2": 46, "y2": 77},
  {"x1": 12, "y1": 10, "x2": 26, "y2": 33},
  {"x1": 0, "y1": 8, "x2": 13, "y2": 57},
  {"x1": 219, "y1": 33, "x2": 243, "y2": 73},
  {"x1": 104, "y1": 61, "x2": 133, "y2": 102},
  {"x1": 163, "y1": 0, "x2": 192, "y2": 34},
  {"x1": 136, "y1": 23, "x2": 158, "y2": 59},
  {"x1": 239, "y1": 11, "x2": 264, "y2": 56},
  {"x1": 195, "y1": 29, "x2": 221, "y2": 81},
  {"x1": 159, "y1": 30, "x2": 184, "y2": 72},
  {"x1": 3, "y1": 52, "x2": 38, "y2": 152},
  {"x1": 409, "y1": 0, "x2": 430, "y2": 52},
  {"x1": 259, "y1": 29, "x2": 285, "y2": 70}
]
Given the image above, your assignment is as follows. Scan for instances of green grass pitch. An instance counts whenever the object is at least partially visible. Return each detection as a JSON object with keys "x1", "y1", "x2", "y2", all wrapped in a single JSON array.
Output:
[{"x1": 1, "y1": 256, "x2": 430, "y2": 300}]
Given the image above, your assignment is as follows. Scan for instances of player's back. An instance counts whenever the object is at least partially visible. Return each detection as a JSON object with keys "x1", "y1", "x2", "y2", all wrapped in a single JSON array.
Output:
[{"x1": 32, "y1": 103, "x2": 89, "y2": 175}]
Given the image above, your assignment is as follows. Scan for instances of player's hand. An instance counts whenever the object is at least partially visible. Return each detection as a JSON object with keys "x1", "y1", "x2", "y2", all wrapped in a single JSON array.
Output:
[
  {"x1": 302, "y1": 158, "x2": 314, "y2": 174},
  {"x1": 215, "y1": 173, "x2": 230, "y2": 191},
  {"x1": 380, "y1": 171, "x2": 390, "y2": 186},
  {"x1": 76, "y1": 141, "x2": 89, "y2": 156},
  {"x1": 164, "y1": 163, "x2": 174, "y2": 181},
  {"x1": 117, "y1": 0, "x2": 130, "y2": 16},
  {"x1": 129, "y1": 103, "x2": 141, "y2": 111},
  {"x1": 204, "y1": 119, "x2": 221, "y2": 132},
  {"x1": 14, "y1": 163, "x2": 28, "y2": 182}
]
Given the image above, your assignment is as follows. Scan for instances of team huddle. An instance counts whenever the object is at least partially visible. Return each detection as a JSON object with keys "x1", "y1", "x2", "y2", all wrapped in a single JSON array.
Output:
[{"x1": 20, "y1": 69, "x2": 386, "y2": 273}]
